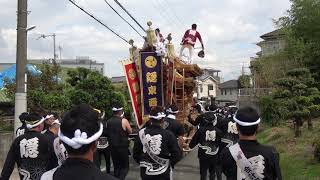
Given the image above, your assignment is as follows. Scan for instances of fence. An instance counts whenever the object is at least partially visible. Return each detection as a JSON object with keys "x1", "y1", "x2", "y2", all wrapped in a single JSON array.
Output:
[{"x1": 238, "y1": 88, "x2": 272, "y2": 97}]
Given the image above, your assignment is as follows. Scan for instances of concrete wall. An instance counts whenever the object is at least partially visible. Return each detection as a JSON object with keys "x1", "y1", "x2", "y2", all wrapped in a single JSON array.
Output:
[
  {"x1": 216, "y1": 88, "x2": 238, "y2": 102},
  {"x1": 238, "y1": 96, "x2": 261, "y2": 113},
  {"x1": 0, "y1": 132, "x2": 13, "y2": 167}
]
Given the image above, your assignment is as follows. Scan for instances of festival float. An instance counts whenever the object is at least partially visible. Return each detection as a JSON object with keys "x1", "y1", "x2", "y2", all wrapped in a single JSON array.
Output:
[{"x1": 121, "y1": 21, "x2": 203, "y2": 127}]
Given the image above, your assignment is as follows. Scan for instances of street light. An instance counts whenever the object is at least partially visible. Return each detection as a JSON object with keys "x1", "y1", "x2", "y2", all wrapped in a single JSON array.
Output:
[
  {"x1": 26, "y1": 25, "x2": 36, "y2": 32},
  {"x1": 37, "y1": 33, "x2": 57, "y2": 61}
]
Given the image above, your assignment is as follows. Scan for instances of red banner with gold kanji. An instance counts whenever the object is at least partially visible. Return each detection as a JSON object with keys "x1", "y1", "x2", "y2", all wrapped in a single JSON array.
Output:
[{"x1": 122, "y1": 60, "x2": 143, "y2": 128}]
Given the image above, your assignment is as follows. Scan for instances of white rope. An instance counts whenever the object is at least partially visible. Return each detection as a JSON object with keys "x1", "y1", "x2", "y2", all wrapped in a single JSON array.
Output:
[
  {"x1": 149, "y1": 112, "x2": 166, "y2": 120},
  {"x1": 26, "y1": 117, "x2": 45, "y2": 129},
  {"x1": 112, "y1": 107, "x2": 123, "y2": 111},
  {"x1": 58, "y1": 123, "x2": 103, "y2": 149},
  {"x1": 166, "y1": 108, "x2": 179, "y2": 114},
  {"x1": 45, "y1": 114, "x2": 54, "y2": 120}
]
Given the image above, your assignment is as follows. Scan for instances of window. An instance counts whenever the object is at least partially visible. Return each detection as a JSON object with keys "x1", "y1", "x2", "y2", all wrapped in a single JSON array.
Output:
[
  {"x1": 208, "y1": 85, "x2": 214, "y2": 91},
  {"x1": 229, "y1": 89, "x2": 232, "y2": 95},
  {"x1": 200, "y1": 85, "x2": 203, "y2": 93}
]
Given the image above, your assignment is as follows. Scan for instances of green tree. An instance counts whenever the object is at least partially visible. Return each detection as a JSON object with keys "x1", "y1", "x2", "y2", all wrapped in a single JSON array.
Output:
[
  {"x1": 276, "y1": 0, "x2": 320, "y2": 88},
  {"x1": 273, "y1": 68, "x2": 319, "y2": 136},
  {"x1": 4, "y1": 62, "x2": 70, "y2": 114},
  {"x1": 238, "y1": 75, "x2": 252, "y2": 88},
  {"x1": 66, "y1": 68, "x2": 130, "y2": 120}
]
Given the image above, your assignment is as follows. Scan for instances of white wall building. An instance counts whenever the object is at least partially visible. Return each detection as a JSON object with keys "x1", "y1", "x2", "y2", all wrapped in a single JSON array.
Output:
[{"x1": 194, "y1": 68, "x2": 220, "y2": 101}]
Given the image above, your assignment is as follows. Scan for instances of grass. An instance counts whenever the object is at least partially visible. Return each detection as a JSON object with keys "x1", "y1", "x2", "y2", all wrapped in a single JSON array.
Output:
[{"x1": 257, "y1": 118, "x2": 320, "y2": 180}]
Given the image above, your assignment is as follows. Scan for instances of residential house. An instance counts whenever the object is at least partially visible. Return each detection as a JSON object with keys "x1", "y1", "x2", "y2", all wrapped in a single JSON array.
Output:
[
  {"x1": 256, "y1": 29, "x2": 286, "y2": 57},
  {"x1": 251, "y1": 29, "x2": 286, "y2": 88},
  {"x1": 195, "y1": 68, "x2": 220, "y2": 101},
  {"x1": 216, "y1": 80, "x2": 240, "y2": 106},
  {"x1": 111, "y1": 76, "x2": 126, "y2": 86}
]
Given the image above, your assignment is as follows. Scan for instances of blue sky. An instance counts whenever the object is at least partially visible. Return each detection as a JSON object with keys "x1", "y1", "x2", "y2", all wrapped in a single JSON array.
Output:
[{"x1": 0, "y1": 0, "x2": 291, "y2": 81}]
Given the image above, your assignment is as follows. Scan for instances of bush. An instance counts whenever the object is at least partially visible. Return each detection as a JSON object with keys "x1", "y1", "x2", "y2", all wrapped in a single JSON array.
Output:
[{"x1": 314, "y1": 137, "x2": 320, "y2": 162}]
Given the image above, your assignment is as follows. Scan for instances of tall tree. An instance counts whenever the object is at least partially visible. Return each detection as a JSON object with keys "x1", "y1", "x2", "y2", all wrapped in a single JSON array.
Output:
[
  {"x1": 276, "y1": 0, "x2": 320, "y2": 87},
  {"x1": 66, "y1": 68, "x2": 130, "y2": 120},
  {"x1": 273, "y1": 68, "x2": 319, "y2": 136}
]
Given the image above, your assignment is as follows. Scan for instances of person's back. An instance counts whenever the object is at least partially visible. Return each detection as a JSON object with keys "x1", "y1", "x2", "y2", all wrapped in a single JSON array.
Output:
[
  {"x1": 41, "y1": 104, "x2": 118, "y2": 180},
  {"x1": 48, "y1": 158, "x2": 114, "y2": 180},
  {"x1": 106, "y1": 116, "x2": 128, "y2": 148},
  {"x1": 105, "y1": 106, "x2": 131, "y2": 180},
  {"x1": 1, "y1": 113, "x2": 52, "y2": 180},
  {"x1": 189, "y1": 125, "x2": 222, "y2": 159},
  {"x1": 221, "y1": 140, "x2": 280, "y2": 180},
  {"x1": 189, "y1": 116, "x2": 222, "y2": 180},
  {"x1": 219, "y1": 117, "x2": 239, "y2": 148},
  {"x1": 133, "y1": 106, "x2": 182, "y2": 180},
  {"x1": 164, "y1": 117, "x2": 184, "y2": 138},
  {"x1": 220, "y1": 106, "x2": 282, "y2": 180}
]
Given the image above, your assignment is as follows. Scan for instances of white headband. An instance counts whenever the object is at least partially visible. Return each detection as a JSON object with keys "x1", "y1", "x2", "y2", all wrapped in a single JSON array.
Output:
[
  {"x1": 149, "y1": 112, "x2": 166, "y2": 120},
  {"x1": 166, "y1": 108, "x2": 179, "y2": 114},
  {"x1": 58, "y1": 123, "x2": 103, "y2": 149},
  {"x1": 26, "y1": 117, "x2": 45, "y2": 129},
  {"x1": 45, "y1": 114, "x2": 54, "y2": 120},
  {"x1": 112, "y1": 107, "x2": 123, "y2": 111},
  {"x1": 167, "y1": 114, "x2": 176, "y2": 120},
  {"x1": 52, "y1": 119, "x2": 61, "y2": 126},
  {"x1": 233, "y1": 113, "x2": 260, "y2": 126}
]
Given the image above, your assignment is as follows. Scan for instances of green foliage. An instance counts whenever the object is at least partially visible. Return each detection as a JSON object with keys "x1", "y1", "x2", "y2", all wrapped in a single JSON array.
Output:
[
  {"x1": 3, "y1": 64, "x2": 131, "y2": 120},
  {"x1": 4, "y1": 62, "x2": 68, "y2": 113},
  {"x1": 66, "y1": 68, "x2": 130, "y2": 121},
  {"x1": 257, "y1": 119, "x2": 320, "y2": 178},
  {"x1": 250, "y1": 51, "x2": 304, "y2": 88},
  {"x1": 238, "y1": 75, "x2": 252, "y2": 88},
  {"x1": 276, "y1": 0, "x2": 320, "y2": 87},
  {"x1": 259, "y1": 96, "x2": 286, "y2": 126}
]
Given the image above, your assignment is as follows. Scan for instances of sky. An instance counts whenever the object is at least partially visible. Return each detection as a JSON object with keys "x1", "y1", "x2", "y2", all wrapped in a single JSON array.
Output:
[{"x1": 0, "y1": 0, "x2": 291, "y2": 81}]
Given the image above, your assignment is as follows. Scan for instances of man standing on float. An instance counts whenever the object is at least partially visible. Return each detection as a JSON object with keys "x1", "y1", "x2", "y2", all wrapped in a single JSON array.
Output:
[{"x1": 179, "y1": 24, "x2": 204, "y2": 64}]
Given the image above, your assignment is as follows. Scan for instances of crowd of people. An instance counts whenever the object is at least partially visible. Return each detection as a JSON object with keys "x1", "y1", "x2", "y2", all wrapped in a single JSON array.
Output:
[{"x1": 0, "y1": 102, "x2": 282, "y2": 180}]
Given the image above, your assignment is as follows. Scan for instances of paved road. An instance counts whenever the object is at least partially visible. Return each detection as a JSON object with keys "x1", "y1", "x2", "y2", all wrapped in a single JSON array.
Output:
[
  {"x1": 126, "y1": 149, "x2": 226, "y2": 180},
  {"x1": 126, "y1": 150, "x2": 200, "y2": 180}
]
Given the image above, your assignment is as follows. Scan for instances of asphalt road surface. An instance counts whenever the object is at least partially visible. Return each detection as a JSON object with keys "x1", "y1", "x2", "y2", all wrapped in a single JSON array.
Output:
[{"x1": 126, "y1": 149, "x2": 226, "y2": 180}]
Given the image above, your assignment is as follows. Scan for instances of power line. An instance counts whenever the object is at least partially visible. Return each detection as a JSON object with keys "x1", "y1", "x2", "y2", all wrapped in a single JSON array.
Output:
[
  {"x1": 103, "y1": 0, "x2": 144, "y2": 39},
  {"x1": 113, "y1": 0, "x2": 146, "y2": 33},
  {"x1": 152, "y1": 0, "x2": 181, "y2": 31},
  {"x1": 68, "y1": 0, "x2": 130, "y2": 44},
  {"x1": 159, "y1": 0, "x2": 185, "y2": 29}
]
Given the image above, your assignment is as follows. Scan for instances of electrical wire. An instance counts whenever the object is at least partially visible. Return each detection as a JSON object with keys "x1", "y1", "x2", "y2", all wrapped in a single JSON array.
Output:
[
  {"x1": 113, "y1": 0, "x2": 146, "y2": 32},
  {"x1": 103, "y1": 0, "x2": 145, "y2": 39},
  {"x1": 68, "y1": 0, "x2": 130, "y2": 44},
  {"x1": 161, "y1": 0, "x2": 185, "y2": 29},
  {"x1": 154, "y1": 0, "x2": 184, "y2": 31}
]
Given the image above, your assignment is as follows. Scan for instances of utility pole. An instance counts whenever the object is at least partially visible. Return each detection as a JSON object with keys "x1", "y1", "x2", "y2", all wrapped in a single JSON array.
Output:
[
  {"x1": 15, "y1": 0, "x2": 28, "y2": 135},
  {"x1": 58, "y1": 45, "x2": 62, "y2": 60},
  {"x1": 38, "y1": 33, "x2": 57, "y2": 61},
  {"x1": 53, "y1": 33, "x2": 56, "y2": 60}
]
